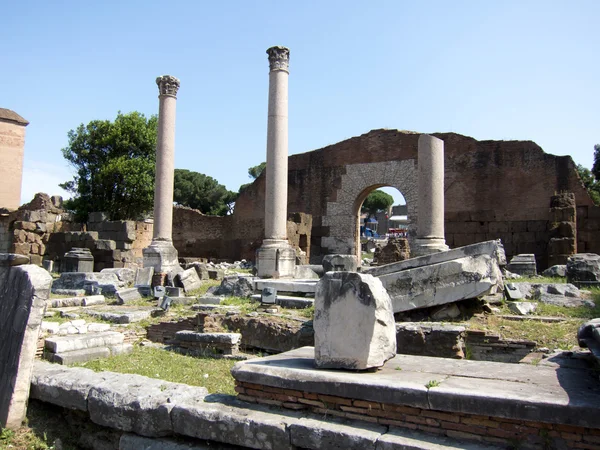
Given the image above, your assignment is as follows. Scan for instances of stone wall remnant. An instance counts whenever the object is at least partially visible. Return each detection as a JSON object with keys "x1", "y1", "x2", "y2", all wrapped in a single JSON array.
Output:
[{"x1": 0, "y1": 253, "x2": 52, "y2": 429}]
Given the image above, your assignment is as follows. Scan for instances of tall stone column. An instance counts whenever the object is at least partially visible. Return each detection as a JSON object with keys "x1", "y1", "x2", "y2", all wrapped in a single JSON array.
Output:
[
  {"x1": 256, "y1": 46, "x2": 296, "y2": 278},
  {"x1": 413, "y1": 134, "x2": 449, "y2": 256},
  {"x1": 143, "y1": 75, "x2": 181, "y2": 277}
]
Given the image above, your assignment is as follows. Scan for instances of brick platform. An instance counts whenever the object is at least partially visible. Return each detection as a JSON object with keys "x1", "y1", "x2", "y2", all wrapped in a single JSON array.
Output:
[{"x1": 232, "y1": 347, "x2": 600, "y2": 449}]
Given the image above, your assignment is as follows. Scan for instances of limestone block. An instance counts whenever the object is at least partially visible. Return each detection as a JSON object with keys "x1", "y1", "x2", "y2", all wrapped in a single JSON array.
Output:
[
  {"x1": 134, "y1": 267, "x2": 154, "y2": 288},
  {"x1": 0, "y1": 262, "x2": 52, "y2": 429},
  {"x1": 171, "y1": 403, "x2": 296, "y2": 450},
  {"x1": 314, "y1": 272, "x2": 396, "y2": 370},
  {"x1": 175, "y1": 267, "x2": 202, "y2": 293},
  {"x1": 44, "y1": 331, "x2": 124, "y2": 353},
  {"x1": 322, "y1": 254, "x2": 358, "y2": 272},
  {"x1": 119, "y1": 434, "x2": 214, "y2": 450},
  {"x1": 380, "y1": 254, "x2": 503, "y2": 313},
  {"x1": 214, "y1": 275, "x2": 255, "y2": 297},
  {"x1": 289, "y1": 417, "x2": 386, "y2": 450},
  {"x1": 116, "y1": 287, "x2": 143, "y2": 304},
  {"x1": 88, "y1": 372, "x2": 208, "y2": 437},
  {"x1": 395, "y1": 323, "x2": 465, "y2": 359},
  {"x1": 508, "y1": 301, "x2": 537, "y2": 315},
  {"x1": 567, "y1": 253, "x2": 600, "y2": 285}
]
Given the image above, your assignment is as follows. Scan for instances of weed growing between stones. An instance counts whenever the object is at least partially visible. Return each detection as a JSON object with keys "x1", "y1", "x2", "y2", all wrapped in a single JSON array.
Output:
[{"x1": 425, "y1": 380, "x2": 440, "y2": 388}]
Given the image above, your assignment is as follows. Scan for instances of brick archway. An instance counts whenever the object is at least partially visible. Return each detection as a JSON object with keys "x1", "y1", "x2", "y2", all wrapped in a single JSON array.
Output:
[{"x1": 320, "y1": 159, "x2": 418, "y2": 259}]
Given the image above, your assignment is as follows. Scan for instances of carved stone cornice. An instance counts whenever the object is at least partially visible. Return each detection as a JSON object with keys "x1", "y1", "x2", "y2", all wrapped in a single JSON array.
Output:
[
  {"x1": 267, "y1": 46, "x2": 290, "y2": 73},
  {"x1": 156, "y1": 75, "x2": 180, "y2": 98}
]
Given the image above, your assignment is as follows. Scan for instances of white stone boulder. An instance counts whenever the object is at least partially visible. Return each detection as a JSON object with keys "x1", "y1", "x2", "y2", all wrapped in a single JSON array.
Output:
[{"x1": 314, "y1": 272, "x2": 396, "y2": 370}]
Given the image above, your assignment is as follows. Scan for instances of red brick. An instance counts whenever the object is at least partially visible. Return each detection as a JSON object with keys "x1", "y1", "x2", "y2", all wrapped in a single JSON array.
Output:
[
  {"x1": 572, "y1": 443, "x2": 600, "y2": 450},
  {"x1": 378, "y1": 419, "x2": 418, "y2": 430},
  {"x1": 498, "y1": 422, "x2": 538, "y2": 435},
  {"x1": 234, "y1": 386, "x2": 245, "y2": 394},
  {"x1": 297, "y1": 398, "x2": 325, "y2": 408},
  {"x1": 340, "y1": 406, "x2": 369, "y2": 415},
  {"x1": 556, "y1": 424, "x2": 586, "y2": 434},
  {"x1": 561, "y1": 432, "x2": 582, "y2": 442},
  {"x1": 416, "y1": 425, "x2": 444, "y2": 435},
  {"x1": 404, "y1": 415, "x2": 440, "y2": 427},
  {"x1": 236, "y1": 394, "x2": 257, "y2": 403},
  {"x1": 317, "y1": 395, "x2": 352, "y2": 406},
  {"x1": 240, "y1": 382, "x2": 263, "y2": 390},
  {"x1": 386, "y1": 404, "x2": 422, "y2": 415},
  {"x1": 443, "y1": 422, "x2": 486, "y2": 436},
  {"x1": 313, "y1": 408, "x2": 346, "y2": 418},
  {"x1": 255, "y1": 398, "x2": 283, "y2": 407},
  {"x1": 282, "y1": 402, "x2": 307, "y2": 411},
  {"x1": 583, "y1": 435, "x2": 600, "y2": 444},
  {"x1": 421, "y1": 410, "x2": 460, "y2": 423},
  {"x1": 303, "y1": 392, "x2": 319, "y2": 400},
  {"x1": 353, "y1": 400, "x2": 381, "y2": 410},
  {"x1": 461, "y1": 416, "x2": 500, "y2": 428},
  {"x1": 445, "y1": 430, "x2": 484, "y2": 443},
  {"x1": 345, "y1": 412, "x2": 379, "y2": 423}
]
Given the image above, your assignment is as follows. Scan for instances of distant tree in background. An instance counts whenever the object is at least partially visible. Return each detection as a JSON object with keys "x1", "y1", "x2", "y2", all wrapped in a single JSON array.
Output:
[
  {"x1": 60, "y1": 111, "x2": 157, "y2": 221},
  {"x1": 575, "y1": 144, "x2": 600, "y2": 206},
  {"x1": 361, "y1": 189, "x2": 394, "y2": 218},
  {"x1": 239, "y1": 161, "x2": 266, "y2": 193},
  {"x1": 248, "y1": 162, "x2": 266, "y2": 179},
  {"x1": 592, "y1": 144, "x2": 600, "y2": 181},
  {"x1": 173, "y1": 169, "x2": 236, "y2": 216}
]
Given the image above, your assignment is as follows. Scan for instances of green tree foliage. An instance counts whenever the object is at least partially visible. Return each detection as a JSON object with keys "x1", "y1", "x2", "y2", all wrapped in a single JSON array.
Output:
[
  {"x1": 577, "y1": 164, "x2": 600, "y2": 205},
  {"x1": 592, "y1": 144, "x2": 600, "y2": 180},
  {"x1": 248, "y1": 162, "x2": 266, "y2": 179},
  {"x1": 173, "y1": 169, "x2": 237, "y2": 216},
  {"x1": 60, "y1": 111, "x2": 158, "y2": 221},
  {"x1": 361, "y1": 189, "x2": 394, "y2": 217}
]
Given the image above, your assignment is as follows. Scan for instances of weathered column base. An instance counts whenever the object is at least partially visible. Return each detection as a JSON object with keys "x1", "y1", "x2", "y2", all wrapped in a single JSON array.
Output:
[
  {"x1": 411, "y1": 237, "x2": 449, "y2": 257},
  {"x1": 142, "y1": 240, "x2": 181, "y2": 276},
  {"x1": 256, "y1": 239, "x2": 296, "y2": 278}
]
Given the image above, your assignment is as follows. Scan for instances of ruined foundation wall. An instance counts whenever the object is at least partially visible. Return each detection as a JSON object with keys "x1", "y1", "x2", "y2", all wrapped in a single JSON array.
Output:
[
  {"x1": 577, "y1": 205, "x2": 600, "y2": 255},
  {"x1": 234, "y1": 129, "x2": 597, "y2": 266}
]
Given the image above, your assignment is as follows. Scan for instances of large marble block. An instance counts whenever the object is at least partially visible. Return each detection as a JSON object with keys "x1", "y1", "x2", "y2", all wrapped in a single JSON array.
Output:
[{"x1": 314, "y1": 272, "x2": 396, "y2": 370}]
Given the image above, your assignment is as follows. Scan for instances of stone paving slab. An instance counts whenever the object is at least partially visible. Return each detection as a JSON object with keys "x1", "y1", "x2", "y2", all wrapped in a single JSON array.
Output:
[
  {"x1": 85, "y1": 307, "x2": 155, "y2": 324},
  {"x1": 250, "y1": 294, "x2": 314, "y2": 309},
  {"x1": 44, "y1": 331, "x2": 124, "y2": 353},
  {"x1": 231, "y1": 346, "x2": 600, "y2": 429}
]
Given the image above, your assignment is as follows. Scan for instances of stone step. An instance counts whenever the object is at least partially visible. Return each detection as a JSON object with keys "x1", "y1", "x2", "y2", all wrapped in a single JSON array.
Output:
[
  {"x1": 43, "y1": 343, "x2": 133, "y2": 365},
  {"x1": 44, "y1": 331, "x2": 124, "y2": 353},
  {"x1": 250, "y1": 294, "x2": 314, "y2": 309},
  {"x1": 254, "y1": 279, "x2": 318, "y2": 294}
]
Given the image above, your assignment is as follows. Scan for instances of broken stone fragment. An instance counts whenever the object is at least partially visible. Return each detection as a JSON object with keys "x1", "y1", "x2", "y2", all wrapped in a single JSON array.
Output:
[{"x1": 314, "y1": 271, "x2": 396, "y2": 370}]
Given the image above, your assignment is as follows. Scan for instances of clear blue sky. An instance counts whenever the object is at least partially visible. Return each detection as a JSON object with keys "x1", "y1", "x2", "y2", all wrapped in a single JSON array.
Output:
[{"x1": 2, "y1": 1, "x2": 598, "y2": 206}]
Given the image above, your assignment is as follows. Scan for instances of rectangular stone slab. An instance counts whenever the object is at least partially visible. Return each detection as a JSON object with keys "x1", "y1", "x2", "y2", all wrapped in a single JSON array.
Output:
[
  {"x1": 231, "y1": 347, "x2": 600, "y2": 429},
  {"x1": 44, "y1": 331, "x2": 124, "y2": 353},
  {"x1": 363, "y1": 240, "x2": 505, "y2": 277}
]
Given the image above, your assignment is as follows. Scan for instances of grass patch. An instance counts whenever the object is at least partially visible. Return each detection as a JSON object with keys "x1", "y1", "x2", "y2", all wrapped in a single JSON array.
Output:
[
  {"x1": 186, "y1": 279, "x2": 222, "y2": 297},
  {"x1": 512, "y1": 276, "x2": 567, "y2": 284},
  {"x1": 76, "y1": 346, "x2": 237, "y2": 394}
]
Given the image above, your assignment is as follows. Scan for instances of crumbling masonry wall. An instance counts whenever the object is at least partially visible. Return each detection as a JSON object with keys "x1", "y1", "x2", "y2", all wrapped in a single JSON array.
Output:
[{"x1": 233, "y1": 129, "x2": 596, "y2": 268}]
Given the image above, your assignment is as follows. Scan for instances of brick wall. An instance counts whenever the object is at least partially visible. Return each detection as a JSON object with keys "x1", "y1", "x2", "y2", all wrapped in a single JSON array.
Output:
[
  {"x1": 236, "y1": 382, "x2": 600, "y2": 449},
  {"x1": 233, "y1": 129, "x2": 597, "y2": 265},
  {"x1": 577, "y1": 205, "x2": 600, "y2": 254},
  {"x1": 0, "y1": 119, "x2": 26, "y2": 210}
]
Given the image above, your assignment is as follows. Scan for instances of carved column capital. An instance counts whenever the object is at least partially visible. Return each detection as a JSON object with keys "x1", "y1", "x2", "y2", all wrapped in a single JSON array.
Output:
[
  {"x1": 267, "y1": 46, "x2": 290, "y2": 73},
  {"x1": 156, "y1": 75, "x2": 180, "y2": 98}
]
